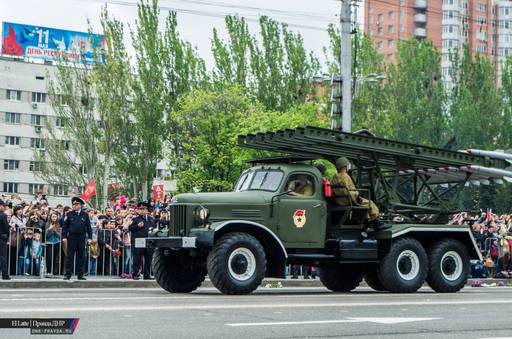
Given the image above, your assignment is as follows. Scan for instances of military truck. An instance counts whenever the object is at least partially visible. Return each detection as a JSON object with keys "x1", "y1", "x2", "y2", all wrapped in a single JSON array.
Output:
[{"x1": 136, "y1": 126, "x2": 512, "y2": 295}]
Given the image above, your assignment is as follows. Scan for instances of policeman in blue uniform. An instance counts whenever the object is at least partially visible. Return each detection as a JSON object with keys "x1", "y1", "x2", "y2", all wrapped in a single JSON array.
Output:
[
  {"x1": 62, "y1": 197, "x2": 91, "y2": 280},
  {"x1": 130, "y1": 201, "x2": 155, "y2": 280}
]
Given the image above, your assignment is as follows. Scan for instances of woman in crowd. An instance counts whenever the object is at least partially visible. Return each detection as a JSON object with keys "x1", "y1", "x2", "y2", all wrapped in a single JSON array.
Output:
[{"x1": 46, "y1": 211, "x2": 63, "y2": 275}]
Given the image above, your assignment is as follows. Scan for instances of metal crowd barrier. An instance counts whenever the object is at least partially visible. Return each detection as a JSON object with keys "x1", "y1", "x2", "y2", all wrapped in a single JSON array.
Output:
[{"x1": 6, "y1": 222, "x2": 155, "y2": 278}]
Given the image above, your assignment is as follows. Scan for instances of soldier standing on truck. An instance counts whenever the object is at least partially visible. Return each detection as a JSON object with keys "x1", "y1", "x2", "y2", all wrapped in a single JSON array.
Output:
[{"x1": 332, "y1": 157, "x2": 389, "y2": 231}]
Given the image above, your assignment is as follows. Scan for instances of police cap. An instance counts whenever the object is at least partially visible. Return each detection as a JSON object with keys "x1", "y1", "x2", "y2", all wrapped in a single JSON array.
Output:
[{"x1": 71, "y1": 196, "x2": 86, "y2": 205}]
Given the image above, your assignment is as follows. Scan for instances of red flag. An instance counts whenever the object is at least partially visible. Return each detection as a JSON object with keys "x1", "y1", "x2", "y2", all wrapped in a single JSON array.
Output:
[
  {"x1": 153, "y1": 184, "x2": 164, "y2": 202},
  {"x1": 81, "y1": 179, "x2": 96, "y2": 202}
]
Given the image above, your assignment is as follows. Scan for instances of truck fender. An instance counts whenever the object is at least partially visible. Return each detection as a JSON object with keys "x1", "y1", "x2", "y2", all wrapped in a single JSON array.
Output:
[
  {"x1": 392, "y1": 227, "x2": 483, "y2": 261},
  {"x1": 212, "y1": 220, "x2": 288, "y2": 278}
]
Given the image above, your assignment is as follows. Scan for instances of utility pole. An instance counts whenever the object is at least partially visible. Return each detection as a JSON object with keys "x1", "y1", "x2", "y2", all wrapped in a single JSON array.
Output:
[
  {"x1": 330, "y1": 0, "x2": 352, "y2": 131},
  {"x1": 340, "y1": 0, "x2": 352, "y2": 132}
]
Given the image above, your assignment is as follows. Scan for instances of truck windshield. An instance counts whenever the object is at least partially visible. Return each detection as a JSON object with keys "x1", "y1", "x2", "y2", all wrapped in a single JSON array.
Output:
[{"x1": 235, "y1": 170, "x2": 284, "y2": 192}]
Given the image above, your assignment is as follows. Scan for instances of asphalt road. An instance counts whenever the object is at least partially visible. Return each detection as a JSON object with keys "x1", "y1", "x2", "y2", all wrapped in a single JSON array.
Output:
[{"x1": 0, "y1": 286, "x2": 511, "y2": 339}]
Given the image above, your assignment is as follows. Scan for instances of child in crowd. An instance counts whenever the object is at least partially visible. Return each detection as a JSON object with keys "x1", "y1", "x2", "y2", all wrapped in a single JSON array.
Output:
[
  {"x1": 28, "y1": 231, "x2": 43, "y2": 276},
  {"x1": 18, "y1": 228, "x2": 33, "y2": 275}
]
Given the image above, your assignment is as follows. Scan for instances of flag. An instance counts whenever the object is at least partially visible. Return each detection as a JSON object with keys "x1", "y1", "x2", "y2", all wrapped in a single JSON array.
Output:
[
  {"x1": 82, "y1": 179, "x2": 96, "y2": 202},
  {"x1": 153, "y1": 184, "x2": 164, "y2": 202}
]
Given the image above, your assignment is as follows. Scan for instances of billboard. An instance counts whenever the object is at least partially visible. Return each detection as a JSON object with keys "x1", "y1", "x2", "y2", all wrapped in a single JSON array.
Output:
[{"x1": 2, "y1": 21, "x2": 104, "y2": 64}]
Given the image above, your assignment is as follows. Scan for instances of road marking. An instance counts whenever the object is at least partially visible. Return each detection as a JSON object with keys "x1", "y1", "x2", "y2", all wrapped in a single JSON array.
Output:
[
  {"x1": 1, "y1": 299, "x2": 511, "y2": 313},
  {"x1": 0, "y1": 296, "x2": 212, "y2": 302},
  {"x1": 225, "y1": 317, "x2": 441, "y2": 327}
]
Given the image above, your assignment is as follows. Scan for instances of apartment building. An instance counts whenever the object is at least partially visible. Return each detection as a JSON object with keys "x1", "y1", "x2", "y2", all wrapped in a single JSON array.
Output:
[
  {"x1": 364, "y1": 0, "x2": 512, "y2": 85},
  {"x1": 0, "y1": 57, "x2": 75, "y2": 205}
]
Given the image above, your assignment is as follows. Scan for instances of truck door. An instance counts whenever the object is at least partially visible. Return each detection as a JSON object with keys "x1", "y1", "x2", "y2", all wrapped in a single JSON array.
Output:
[{"x1": 277, "y1": 173, "x2": 326, "y2": 248}]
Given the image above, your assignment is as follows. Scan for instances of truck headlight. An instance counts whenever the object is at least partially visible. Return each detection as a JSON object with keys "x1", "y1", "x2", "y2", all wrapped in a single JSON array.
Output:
[{"x1": 198, "y1": 207, "x2": 210, "y2": 220}]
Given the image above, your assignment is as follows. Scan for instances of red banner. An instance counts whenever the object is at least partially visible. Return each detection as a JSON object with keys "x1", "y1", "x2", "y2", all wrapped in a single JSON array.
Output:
[
  {"x1": 153, "y1": 184, "x2": 164, "y2": 202},
  {"x1": 81, "y1": 179, "x2": 96, "y2": 202}
]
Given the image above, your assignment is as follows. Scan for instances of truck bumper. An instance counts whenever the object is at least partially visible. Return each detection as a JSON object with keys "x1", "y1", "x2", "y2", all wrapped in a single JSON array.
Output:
[{"x1": 135, "y1": 237, "x2": 197, "y2": 249}]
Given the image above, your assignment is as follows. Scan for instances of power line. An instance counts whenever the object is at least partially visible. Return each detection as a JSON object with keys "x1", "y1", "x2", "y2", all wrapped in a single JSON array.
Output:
[
  {"x1": 160, "y1": 0, "x2": 338, "y2": 23},
  {"x1": 75, "y1": 0, "x2": 335, "y2": 31}
]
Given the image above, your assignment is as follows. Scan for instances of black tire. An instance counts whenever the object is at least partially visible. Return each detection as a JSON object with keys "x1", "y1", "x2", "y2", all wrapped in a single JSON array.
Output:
[
  {"x1": 207, "y1": 232, "x2": 266, "y2": 295},
  {"x1": 365, "y1": 268, "x2": 386, "y2": 291},
  {"x1": 320, "y1": 264, "x2": 364, "y2": 292},
  {"x1": 426, "y1": 239, "x2": 469, "y2": 293},
  {"x1": 377, "y1": 237, "x2": 428, "y2": 293},
  {"x1": 152, "y1": 249, "x2": 207, "y2": 293}
]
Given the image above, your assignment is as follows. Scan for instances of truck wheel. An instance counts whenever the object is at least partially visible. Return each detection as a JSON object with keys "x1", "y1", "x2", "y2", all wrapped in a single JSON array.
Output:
[
  {"x1": 152, "y1": 249, "x2": 207, "y2": 293},
  {"x1": 207, "y1": 232, "x2": 266, "y2": 295},
  {"x1": 320, "y1": 264, "x2": 364, "y2": 292},
  {"x1": 426, "y1": 239, "x2": 469, "y2": 293},
  {"x1": 365, "y1": 268, "x2": 386, "y2": 291},
  {"x1": 377, "y1": 237, "x2": 428, "y2": 293}
]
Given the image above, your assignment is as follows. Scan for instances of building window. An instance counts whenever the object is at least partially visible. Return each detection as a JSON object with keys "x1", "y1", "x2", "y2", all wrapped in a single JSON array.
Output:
[
  {"x1": 443, "y1": 0, "x2": 454, "y2": 4},
  {"x1": 5, "y1": 136, "x2": 20, "y2": 146},
  {"x1": 477, "y1": 3, "x2": 487, "y2": 12},
  {"x1": 389, "y1": 11, "x2": 395, "y2": 20},
  {"x1": 29, "y1": 184, "x2": 45, "y2": 195},
  {"x1": 31, "y1": 92, "x2": 47, "y2": 103},
  {"x1": 476, "y1": 16, "x2": 487, "y2": 25},
  {"x1": 389, "y1": 25, "x2": 395, "y2": 33},
  {"x1": 378, "y1": 40, "x2": 383, "y2": 49},
  {"x1": 477, "y1": 43, "x2": 487, "y2": 53},
  {"x1": 399, "y1": 0, "x2": 405, "y2": 5},
  {"x1": 30, "y1": 138, "x2": 45, "y2": 149},
  {"x1": 5, "y1": 112, "x2": 20, "y2": 124},
  {"x1": 60, "y1": 140, "x2": 70, "y2": 151},
  {"x1": 443, "y1": 11, "x2": 456, "y2": 20},
  {"x1": 369, "y1": 16, "x2": 373, "y2": 24},
  {"x1": 399, "y1": 24, "x2": 405, "y2": 32},
  {"x1": 53, "y1": 185, "x2": 68, "y2": 196},
  {"x1": 3, "y1": 160, "x2": 19, "y2": 170},
  {"x1": 31, "y1": 114, "x2": 43, "y2": 126},
  {"x1": 29, "y1": 161, "x2": 43, "y2": 172},
  {"x1": 400, "y1": 9, "x2": 405, "y2": 18},
  {"x1": 388, "y1": 39, "x2": 394, "y2": 48},
  {"x1": 56, "y1": 117, "x2": 66, "y2": 128},
  {"x1": 369, "y1": 29, "x2": 374, "y2": 37},
  {"x1": 3, "y1": 182, "x2": 18, "y2": 193},
  {"x1": 377, "y1": 14, "x2": 383, "y2": 24},
  {"x1": 378, "y1": 27, "x2": 383, "y2": 36},
  {"x1": 6, "y1": 89, "x2": 21, "y2": 101},
  {"x1": 500, "y1": 7, "x2": 511, "y2": 16}
]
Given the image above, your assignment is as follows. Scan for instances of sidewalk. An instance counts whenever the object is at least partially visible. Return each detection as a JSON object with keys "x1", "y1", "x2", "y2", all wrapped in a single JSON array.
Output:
[{"x1": 0, "y1": 277, "x2": 509, "y2": 289}]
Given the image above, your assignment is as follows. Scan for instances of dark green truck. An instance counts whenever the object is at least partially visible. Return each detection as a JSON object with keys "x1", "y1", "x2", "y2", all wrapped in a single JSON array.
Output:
[{"x1": 136, "y1": 127, "x2": 509, "y2": 295}]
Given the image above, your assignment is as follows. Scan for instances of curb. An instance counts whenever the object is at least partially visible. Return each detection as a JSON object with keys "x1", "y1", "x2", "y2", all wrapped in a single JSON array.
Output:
[{"x1": 0, "y1": 278, "x2": 508, "y2": 289}]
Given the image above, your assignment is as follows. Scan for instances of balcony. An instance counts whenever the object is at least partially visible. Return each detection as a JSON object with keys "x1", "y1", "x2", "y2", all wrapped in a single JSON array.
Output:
[
  {"x1": 414, "y1": 13, "x2": 427, "y2": 24},
  {"x1": 414, "y1": 27, "x2": 427, "y2": 38},
  {"x1": 414, "y1": 0, "x2": 427, "y2": 10}
]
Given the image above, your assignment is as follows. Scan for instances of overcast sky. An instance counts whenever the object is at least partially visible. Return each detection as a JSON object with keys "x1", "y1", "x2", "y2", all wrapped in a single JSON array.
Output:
[{"x1": 0, "y1": 0, "x2": 362, "y2": 71}]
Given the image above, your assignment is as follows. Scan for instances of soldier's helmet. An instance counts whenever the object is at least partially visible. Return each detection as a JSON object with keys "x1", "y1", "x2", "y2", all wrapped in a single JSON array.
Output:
[{"x1": 335, "y1": 157, "x2": 351, "y2": 170}]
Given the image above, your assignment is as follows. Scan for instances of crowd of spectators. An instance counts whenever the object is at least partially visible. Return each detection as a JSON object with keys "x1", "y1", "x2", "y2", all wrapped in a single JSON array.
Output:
[
  {"x1": 449, "y1": 211, "x2": 512, "y2": 278},
  {"x1": 0, "y1": 193, "x2": 172, "y2": 278}
]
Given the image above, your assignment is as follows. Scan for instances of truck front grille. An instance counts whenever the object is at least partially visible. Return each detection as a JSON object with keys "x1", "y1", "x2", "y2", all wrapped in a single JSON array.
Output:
[{"x1": 170, "y1": 204, "x2": 187, "y2": 236}]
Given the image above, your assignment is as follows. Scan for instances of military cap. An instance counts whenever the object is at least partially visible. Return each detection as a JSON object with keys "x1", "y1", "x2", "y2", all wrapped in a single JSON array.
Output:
[
  {"x1": 137, "y1": 201, "x2": 150, "y2": 209},
  {"x1": 71, "y1": 196, "x2": 86, "y2": 205},
  {"x1": 335, "y1": 157, "x2": 351, "y2": 169}
]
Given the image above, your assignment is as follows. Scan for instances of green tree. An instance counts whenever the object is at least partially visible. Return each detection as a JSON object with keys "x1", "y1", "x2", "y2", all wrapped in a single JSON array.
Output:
[
  {"x1": 449, "y1": 45, "x2": 502, "y2": 149},
  {"x1": 212, "y1": 15, "x2": 319, "y2": 111},
  {"x1": 92, "y1": 8, "x2": 133, "y2": 207},
  {"x1": 130, "y1": 0, "x2": 167, "y2": 199},
  {"x1": 385, "y1": 39, "x2": 447, "y2": 146},
  {"x1": 171, "y1": 86, "x2": 260, "y2": 192},
  {"x1": 41, "y1": 58, "x2": 103, "y2": 206}
]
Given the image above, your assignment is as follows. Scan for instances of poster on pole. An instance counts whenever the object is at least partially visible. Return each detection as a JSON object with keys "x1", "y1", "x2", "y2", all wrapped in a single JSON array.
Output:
[{"x1": 2, "y1": 21, "x2": 104, "y2": 64}]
